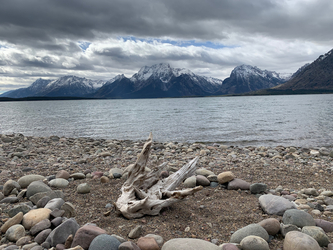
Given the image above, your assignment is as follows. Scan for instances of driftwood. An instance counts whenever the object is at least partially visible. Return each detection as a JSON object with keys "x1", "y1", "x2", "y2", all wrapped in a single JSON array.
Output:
[{"x1": 115, "y1": 133, "x2": 203, "y2": 219}]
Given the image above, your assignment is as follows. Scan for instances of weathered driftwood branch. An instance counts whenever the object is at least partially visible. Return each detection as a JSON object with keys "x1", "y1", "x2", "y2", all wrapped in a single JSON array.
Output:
[{"x1": 115, "y1": 133, "x2": 203, "y2": 219}]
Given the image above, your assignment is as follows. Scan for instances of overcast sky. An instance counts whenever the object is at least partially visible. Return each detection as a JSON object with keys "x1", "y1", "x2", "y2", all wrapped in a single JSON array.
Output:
[{"x1": 0, "y1": 0, "x2": 332, "y2": 93}]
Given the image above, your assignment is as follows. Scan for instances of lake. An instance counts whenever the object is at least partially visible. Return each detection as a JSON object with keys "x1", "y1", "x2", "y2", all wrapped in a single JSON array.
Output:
[{"x1": 0, "y1": 94, "x2": 333, "y2": 148}]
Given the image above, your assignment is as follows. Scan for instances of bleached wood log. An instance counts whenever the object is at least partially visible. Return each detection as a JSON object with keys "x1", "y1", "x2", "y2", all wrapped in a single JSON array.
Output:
[{"x1": 115, "y1": 133, "x2": 203, "y2": 219}]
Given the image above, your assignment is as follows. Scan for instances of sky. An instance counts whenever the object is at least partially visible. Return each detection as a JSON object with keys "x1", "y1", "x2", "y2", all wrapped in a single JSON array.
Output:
[{"x1": 0, "y1": 0, "x2": 333, "y2": 94}]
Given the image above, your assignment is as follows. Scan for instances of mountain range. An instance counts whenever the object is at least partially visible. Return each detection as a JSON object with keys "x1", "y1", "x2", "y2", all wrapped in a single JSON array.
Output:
[{"x1": 2, "y1": 48, "x2": 333, "y2": 99}]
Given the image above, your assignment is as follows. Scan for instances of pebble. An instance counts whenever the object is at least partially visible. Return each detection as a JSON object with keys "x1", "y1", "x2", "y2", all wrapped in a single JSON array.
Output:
[
  {"x1": 49, "y1": 178, "x2": 69, "y2": 188},
  {"x1": 77, "y1": 183, "x2": 90, "y2": 194},
  {"x1": 89, "y1": 234, "x2": 121, "y2": 250},
  {"x1": 301, "y1": 226, "x2": 330, "y2": 247},
  {"x1": 240, "y1": 235, "x2": 269, "y2": 250},
  {"x1": 217, "y1": 171, "x2": 235, "y2": 184},
  {"x1": 230, "y1": 224, "x2": 269, "y2": 244},
  {"x1": 282, "y1": 209, "x2": 316, "y2": 228},
  {"x1": 284, "y1": 231, "x2": 321, "y2": 250},
  {"x1": 259, "y1": 194, "x2": 296, "y2": 216}
]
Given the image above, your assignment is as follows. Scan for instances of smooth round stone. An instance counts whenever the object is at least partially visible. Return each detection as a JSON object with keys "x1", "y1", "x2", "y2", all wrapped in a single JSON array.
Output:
[
  {"x1": 45, "y1": 198, "x2": 65, "y2": 211},
  {"x1": 302, "y1": 226, "x2": 330, "y2": 247},
  {"x1": 26, "y1": 181, "x2": 52, "y2": 199},
  {"x1": 88, "y1": 234, "x2": 121, "y2": 250},
  {"x1": 30, "y1": 219, "x2": 51, "y2": 235},
  {"x1": 282, "y1": 209, "x2": 316, "y2": 228},
  {"x1": 22, "y1": 208, "x2": 52, "y2": 230},
  {"x1": 315, "y1": 219, "x2": 333, "y2": 233},
  {"x1": 16, "y1": 235, "x2": 32, "y2": 246},
  {"x1": 49, "y1": 179, "x2": 69, "y2": 188},
  {"x1": 183, "y1": 176, "x2": 196, "y2": 188},
  {"x1": 70, "y1": 173, "x2": 86, "y2": 180},
  {"x1": 210, "y1": 182, "x2": 219, "y2": 188},
  {"x1": 207, "y1": 175, "x2": 218, "y2": 182},
  {"x1": 196, "y1": 168, "x2": 215, "y2": 177},
  {"x1": 259, "y1": 194, "x2": 296, "y2": 216},
  {"x1": 217, "y1": 171, "x2": 235, "y2": 184},
  {"x1": 109, "y1": 168, "x2": 124, "y2": 178},
  {"x1": 137, "y1": 237, "x2": 159, "y2": 250},
  {"x1": 284, "y1": 231, "x2": 321, "y2": 250},
  {"x1": 258, "y1": 218, "x2": 280, "y2": 235},
  {"x1": 113, "y1": 173, "x2": 122, "y2": 179},
  {"x1": 37, "y1": 196, "x2": 51, "y2": 208},
  {"x1": 45, "y1": 218, "x2": 80, "y2": 247},
  {"x1": 161, "y1": 238, "x2": 221, "y2": 250},
  {"x1": 71, "y1": 224, "x2": 106, "y2": 249},
  {"x1": 56, "y1": 170, "x2": 70, "y2": 180},
  {"x1": 280, "y1": 223, "x2": 301, "y2": 237},
  {"x1": 118, "y1": 241, "x2": 140, "y2": 250},
  {"x1": 5, "y1": 224, "x2": 26, "y2": 242},
  {"x1": 144, "y1": 234, "x2": 164, "y2": 248},
  {"x1": 250, "y1": 183, "x2": 268, "y2": 194},
  {"x1": 100, "y1": 176, "x2": 110, "y2": 183},
  {"x1": 240, "y1": 235, "x2": 269, "y2": 250},
  {"x1": 227, "y1": 178, "x2": 251, "y2": 190},
  {"x1": 230, "y1": 224, "x2": 269, "y2": 244},
  {"x1": 35, "y1": 229, "x2": 52, "y2": 245},
  {"x1": 220, "y1": 243, "x2": 239, "y2": 250},
  {"x1": 8, "y1": 204, "x2": 31, "y2": 218},
  {"x1": 1, "y1": 212, "x2": 23, "y2": 234},
  {"x1": 77, "y1": 183, "x2": 90, "y2": 194},
  {"x1": 18, "y1": 175, "x2": 45, "y2": 188},
  {"x1": 3, "y1": 180, "x2": 21, "y2": 196},
  {"x1": 196, "y1": 175, "x2": 210, "y2": 186}
]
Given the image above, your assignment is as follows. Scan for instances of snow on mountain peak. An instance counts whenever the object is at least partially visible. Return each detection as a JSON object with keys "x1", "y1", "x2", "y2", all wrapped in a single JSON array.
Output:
[
  {"x1": 131, "y1": 63, "x2": 194, "y2": 83},
  {"x1": 233, "y1": 64, "x2": 288, "y2": 80}
]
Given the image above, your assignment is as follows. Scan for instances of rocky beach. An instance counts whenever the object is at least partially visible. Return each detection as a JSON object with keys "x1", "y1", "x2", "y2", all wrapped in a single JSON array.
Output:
[{"x1": 0, "y1": 133, "x2": 333, "y2": 250}]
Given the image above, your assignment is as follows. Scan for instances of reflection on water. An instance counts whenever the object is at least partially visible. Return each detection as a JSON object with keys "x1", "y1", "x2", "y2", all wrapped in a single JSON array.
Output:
[{"x1": 0, "y1": 94, "x2": 333, "y2": 147}]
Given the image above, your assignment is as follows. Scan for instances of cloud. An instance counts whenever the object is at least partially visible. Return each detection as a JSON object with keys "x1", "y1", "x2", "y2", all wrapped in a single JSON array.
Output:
[{"x1": 0, "y1": 0, "x2": 332, "y2": 91}]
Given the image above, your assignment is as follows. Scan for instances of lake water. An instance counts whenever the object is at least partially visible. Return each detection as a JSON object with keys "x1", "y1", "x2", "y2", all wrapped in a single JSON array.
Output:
[{"x1": 0, "y1": 94, "x2": 333, "y2": 148}]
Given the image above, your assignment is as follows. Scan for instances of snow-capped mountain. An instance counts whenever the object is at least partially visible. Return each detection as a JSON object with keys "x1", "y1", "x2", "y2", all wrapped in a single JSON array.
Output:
[
  {"x1": 216, "y1": 65, "x2": 289, "y2": 95},
  {"x1": 0, "y1": 78, "x2": 53, "y2": 98},
  {"x1": 1, "y1": 76, "x2": 107, "y2": 98},
  {"x1": 93, "y1": 63, "x2": 223, "y2": 98},
  {"x1": 276, "y1": 48, "x2": 333, "y2": 91}
]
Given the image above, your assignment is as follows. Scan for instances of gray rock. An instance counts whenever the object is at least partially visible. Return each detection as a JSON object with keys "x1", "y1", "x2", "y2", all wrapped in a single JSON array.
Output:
[
  {"x1": 8, "y1": 204, "x2": 31, "y2": 218},
  {"x1": 88, "y1": 234, "x2": 121, "y2": 250},
  {"x1": 259, "y1": 194, "x2": 296, "y2": 216},
  {"x1": 283, "y1": 231, "x2": 321, "y2": 250},
  {"x1": 34, "y1": 229, "x2": 52, "y2": 244},
  {"x1": 45, "y1": 218, "x2": 80, "y2": 247},
  {"x1": 282, "y1": 209, "x2": 316, "y2": 228},
  {"x1": 196, "y1": 168, "x2": 215, "y2": 177},
  {"x1": 44, "y1": 198, "x2": 65, "y2": 211},
  {"x1": 26, "y1": 181, "x2": 52, "y2": 199},
  {"x1": 161, "y1": 238, "x2": 221, "y2": 250},
  {"x1": 144, "y1": 234, "x2": 164, "y2": 248},
  {"x1": 77, "y1": 183, "x2": 90, "y2": 194},
  {"x1": 0, "y1": 197, "x2": 19, "y2": 204},
  {"x1": 70, "y1": 173, "x2": 86, "y2": 180},
  {"x1": 302, "y1": 226, "x2": 330, "y2": 247},
  {"x1": 51, "y1": 217, "x2": 63, "y2": 228},
  {"x1": 18, "y1": 175, "x2": 45, "y2": 189},
  {"x1": 5, "y1": 224, "x2": 26, "y2": 242},
  {"x1": 3, "y1": 180, "x2": 21, "y2": 196},
  {"x1": 49, "y1": 179, "x2": 69, "y2": 188},
  {"x1": 250, "y1": 183, "x2": 267, "y2": 194},
  {"x1": 240, "y1": 235, "x2": 269, "y2": 250},
  {"x1": 227, "y1": 178, "x2": 251, "y2": 190},
  {"x1": 207, "y1": 175, "x2": 218, "y2": 182},
  {"x1": 30, "y1": 219, "x2": 51, "y2": 235},
  {"x1": 280, "y1": 223, "x2": 301, "y2": 237},
  {"x1": 304, "y1": 188, "x2": 319, "y2": 196},
  {"x1": 29, "y1": 190, "x2": 64, "y2": 205},
  {"x1": 324, "y1": 196, "x2": 333, "y2": 205},
  {"x1": 128, "y1": 225, "x2": 142, "y2": 239},
  {"x1": 183, "y1": 176, "x2": 196, "y2": 188},
  {"x1": 22, "y1": 243, "x2": 38, "y2": 250},
  {"x1": 36, "y1": 196, "x2": 51, "y2": 208},
  {"x1": 118, "y1": 241, "x2": 141, "y2": 250},
  {"x1": 196, "y1": 175, "x2": 210, "y2": 186},
  {"x1": 230, "y1": 224, "x2": 269, "y2": 244}
]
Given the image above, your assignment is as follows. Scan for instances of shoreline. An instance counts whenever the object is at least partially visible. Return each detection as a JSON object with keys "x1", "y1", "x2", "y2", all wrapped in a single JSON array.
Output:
[{"x1": 0, "y1": 133, "x2": 333, "y2": 249}]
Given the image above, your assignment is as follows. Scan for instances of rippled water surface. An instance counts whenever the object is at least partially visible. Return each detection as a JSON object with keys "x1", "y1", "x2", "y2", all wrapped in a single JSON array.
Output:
[{"x1": 1, "y1": 94, "x2": 333, "y2": 147}]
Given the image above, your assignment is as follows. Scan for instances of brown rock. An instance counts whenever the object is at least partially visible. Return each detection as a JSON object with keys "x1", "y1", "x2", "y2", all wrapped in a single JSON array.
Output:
[
  {"x1": 119, "y1": 241, "x2": 141, "y2": 250},
  {"x1": 71, "y1": 224, "x2": 106, "y2": 249},
  {"x1": 284, "y1": 231, "x2": 321, "y2": 250},
  {"x1": 137, "y1": 237, "x2": 160, "y2": 250},
  {"x1": 315, "y1": 219, "x2": 333, "y2": 233},
  {"x1": 217, "y1": 171, "x2": 235, "y2": 184},
  {"x1": 56, "y1": 170, "x2": 70, "y2": 180},
  {"x1": 22, "y1": 208, "x2": 51, "y2": 230},
  {"x1": 258, "y1": 218, "x2": 280, "y2": 235},
  {"x1": 1, "y1": 212, "x2": 23, "y2": 233},
  {"x1": 227, "y1": 178, "x2": 251, "y2": 190},
  {"x1": 100, "y1": 176, "x2": 110, "y2": 183},
  {"x1": 196, "y1": 175, "x2": 210, "y2": 186}
]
